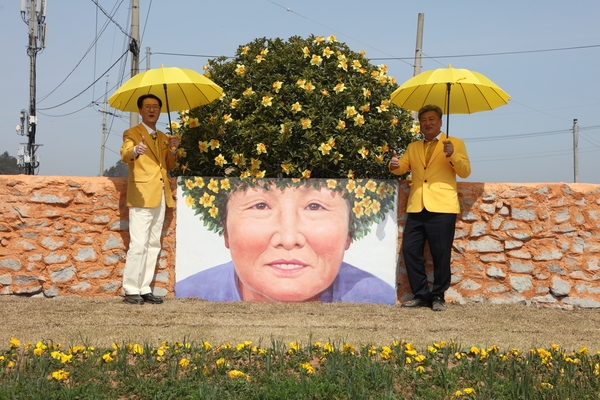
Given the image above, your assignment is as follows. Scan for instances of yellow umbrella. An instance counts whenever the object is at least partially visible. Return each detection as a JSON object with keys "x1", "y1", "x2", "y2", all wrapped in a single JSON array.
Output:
[
  {"x1": 109, "y1": 65, "x2": 223, "y2": 133},
  {"x1": 390, "y1": 65, "x2": 509, "y2": 136}
]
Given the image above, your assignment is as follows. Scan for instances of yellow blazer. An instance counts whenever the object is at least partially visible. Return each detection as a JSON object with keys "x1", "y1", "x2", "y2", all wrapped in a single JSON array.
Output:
[
  {"x1": 120, "y1": 124, "x2": 177, "y2": 208},
  {"x1": 391, "y1": 135, "x2": 471, "y2": 214}
]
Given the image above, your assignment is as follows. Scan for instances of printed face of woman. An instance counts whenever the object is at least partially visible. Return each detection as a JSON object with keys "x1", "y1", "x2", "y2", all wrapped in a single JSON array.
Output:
[{"x1": 224, "y1": 185, "x2": 352, "y2": 302}]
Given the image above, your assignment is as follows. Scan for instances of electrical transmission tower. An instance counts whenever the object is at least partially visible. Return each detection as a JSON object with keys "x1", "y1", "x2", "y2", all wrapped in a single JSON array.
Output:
[{"x1": 17, "y1": 0, "x2": 47, "y2": 174}]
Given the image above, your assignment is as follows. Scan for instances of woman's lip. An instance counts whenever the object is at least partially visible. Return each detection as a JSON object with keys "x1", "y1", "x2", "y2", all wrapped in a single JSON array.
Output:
[{"x1": 268, "y1": 259, "x2": 308, "y2": 270}]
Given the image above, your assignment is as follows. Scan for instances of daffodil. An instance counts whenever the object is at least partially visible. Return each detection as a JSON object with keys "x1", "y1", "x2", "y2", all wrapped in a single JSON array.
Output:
[
  {"x1": 272, "y1": 81, "x2": 283, "y2": 93},
  {"x1": 198, "y1": 141, "x2": 209, "y2": 153},
  {"x1": 261, "y1": 96, "x2": 273, "y2": 107},
  {"x1": 345, "y1": 106, "x2": 357, "y2": 118},
  {"x1": 291, "y1": 102, "x2": 302, "y2": 113},
  {"x1": 254, "y1": 55, "x2": 264, "y2": 63},
  {"x1": 51, "y1": 369, "x2": 70, "y2": 381},
  {"x1": 235, "y1": 64, "x2": 246, "y2": 76},
  {"x1": 336, "y1": 120, "x2": 346, "y2": 130},
  {"x1": 302, "y1": 46, "x2": 311, "y2": 58},
  {"x1": 300, "y1": 118, "x2": 312, "y2": 129},
  {"x1": 334, "y1": 83, "x2": 346, "y2": 94},
  {"x1": 301, "y1": 169, "x2": 311, "y2": 178},
  {"x1": 179, "y1": 358, "x2": 190, "y2": 368},
  {"x1": 322, "y1": 47, "x2": 334, "y2": 58},
  {"x1": 256, "y1": 143, "x2": 267, "y2": 154},
  {"x1": 230, "y1": 98, "x2": 240, "y2": 108},
  {"x1": 209, "y1": 139, "x2": 220, "y2": 149},
  {"x1": 188, "y1": 117, "x2": 200, "y2": 128},
  {"x1": 310, "y1": 54, "x2": 323, "y2": 66},
  {"x1": 243, "y1": 87, "x2": 255, "y2": 96},
  {"x1": 326, "y1": 35, "x2": 337, "y2": 42},
  {"x1": 281, "y1": 163, "x2": 292, "y2": 174},
  {"x1": 300, "y1": 362, "x2": 315, "y2": 374}
]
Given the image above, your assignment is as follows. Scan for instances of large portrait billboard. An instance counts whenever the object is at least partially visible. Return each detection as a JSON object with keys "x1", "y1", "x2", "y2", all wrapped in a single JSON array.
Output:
[{"x1": 175, "y1": 177, "x2": 398, "y2": 304}]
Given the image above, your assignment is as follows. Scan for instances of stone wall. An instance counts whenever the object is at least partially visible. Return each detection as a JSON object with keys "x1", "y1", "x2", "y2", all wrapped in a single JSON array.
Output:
[{"x1": 1, "y1": 176, "x2": 600, "y2": 308}]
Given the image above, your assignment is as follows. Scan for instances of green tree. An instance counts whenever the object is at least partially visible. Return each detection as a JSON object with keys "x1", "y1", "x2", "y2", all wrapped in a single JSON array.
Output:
[
  {"x1": 0, "y1": 151, "x2": 22, "y2": 175},
  {"x1": 103, "y1": 160, "x2": 128, "y2": 177},
  {"x1": 173, "y1": 35, "x2": 414, "y2": 179}
]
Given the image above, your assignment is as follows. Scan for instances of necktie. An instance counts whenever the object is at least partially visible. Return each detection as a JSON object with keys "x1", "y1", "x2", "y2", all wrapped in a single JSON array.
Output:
[{"x1": 424, "y1": 139, "x2": 437, "y2": 164}]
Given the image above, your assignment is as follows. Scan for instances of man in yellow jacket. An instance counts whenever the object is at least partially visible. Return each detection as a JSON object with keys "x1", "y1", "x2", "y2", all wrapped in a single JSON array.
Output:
[
  {"x1": 120, "y1": 94, "x2": 179, "y2": 304},
  {"x1": 389, "y1": 104, "x2": 471, "y2": 311}
]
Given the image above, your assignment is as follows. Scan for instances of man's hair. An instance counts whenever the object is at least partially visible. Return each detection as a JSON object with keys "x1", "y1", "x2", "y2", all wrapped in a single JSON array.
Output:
[
  {"x1": 418, "y1": 104, "x2": 443, "y2": 120},
  {"x1": 137, "y1": 94, "x2": 163, "y2": 109}
]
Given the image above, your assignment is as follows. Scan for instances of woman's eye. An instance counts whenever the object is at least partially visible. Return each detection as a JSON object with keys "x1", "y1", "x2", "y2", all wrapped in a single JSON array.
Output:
[
  {"x1": 251, "y1": 202, "x2": 269, "y2": 210},
  {"x1": 306, "y1": 203, "x2": 325, "y2": 211}
]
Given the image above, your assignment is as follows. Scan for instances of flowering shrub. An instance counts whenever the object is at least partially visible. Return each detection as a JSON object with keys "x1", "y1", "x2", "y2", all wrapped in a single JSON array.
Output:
[{"x1": 172, "y1": 35, "x2": 414, "y2": 179}]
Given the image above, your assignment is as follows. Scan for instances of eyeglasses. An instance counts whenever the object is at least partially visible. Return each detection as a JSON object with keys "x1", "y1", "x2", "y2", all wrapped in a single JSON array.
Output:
[{"x1": 142, "y1": 104, "x2": 161, "y2": 110}]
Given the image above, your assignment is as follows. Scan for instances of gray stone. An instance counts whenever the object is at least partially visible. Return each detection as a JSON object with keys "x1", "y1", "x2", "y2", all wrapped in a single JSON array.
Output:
[
  {"x1": 461, "y1": 211, "x2": 478, "y2": 221},
  {"x1": 154, "y1": 270, "x2": 169, "y2": 283},
  {"x1": 485, "y1": 284, "x2": 507, "y2": 293},
  {"x1": 30, "y1": 193, "x2": 71, "y2": 204},
  {"x1": 489, "y1": 295, "x2": 527, "y2": 305},
  {"x1": 550, "y1": 276, "x2": 571, "y2": 297},
  {"x1": 41, "y1": 237, "x2": 65, "y2": 251},
  {"x1": 0, "y1": 273, "x2": 13, "y2": 285},
  {"x1": 547, "y1": 263, "x2": 567, "y2": 275},
  {"x1": 575, "y1": 283, "x2": 600, "y2": 294},
  {"x1": 471, "y1": 222, "x2": 487, "y2": 237},
  {"x1": 480, "y1": 254, "x2": 506, "y2": 262},
  {"x1": 554, "y1": 210, "x2": 570, "y2": 223},
  {"x1": 104, "y1": 252, "x2": 125, "y2": 265},
  {"x1": 43, "y1": 286, "x2": 59, "y2": 297},
  {"x1": 534, "y1": 250, "x2": 563, "y2": 261},
  {"x1": 50, "y1": 266, "x2": 76, "y2": 282},
  {"x1": 103, "y1": 233, "x2": 124, "y2": 251},
  {"x1": 459, "y1": 279, "x2": 481, "y2": 291},
  {"x1": 505, "y1": 240, "x2": 523, "y2": 250},
  {"x1": 74, "y1": 247, "x2": 97, "y2": 262},
  {"x1": 486, "y1": 266, "x2": 506, "y2": 278},
  {"x1": 466, "y1": 237, "x2": 503, "y2": 252},
  {"x1": 561, "y1": 297, "x2": 600, "y2": 309},
  {"x1": 100, "y1": 281, "x2": 122, "y2": 293},
  {"x1": 510, "y1": 275, "x2": 532, "y2": 292},
  {"x1": 81, "y1": 269, "x2": 110, "y2": 278},
  {"x1": 71, "y1": 282, "x2": 91, "y2": 291},
  {"x1": 508, "y1": 250, "x2": 532, "y2": 259},
  {"x1": 506, "y1": 231, "x2": 532, "y2": 241},
  {"x1": 508, "y1": 261, "x2": 534, "y2": 273},
  {"x1": 153, "y1": 287, "x2": 168, "y2": 297},
  {"x1": 479, "y1": 203, "x2": 496, "y2": 215},
  {"x1": 531, "y1": 294, "x2": 557, "y2": 304},
  {"x1": 17, "y1": 240, "x2": 36, "y2": 251},
  {"x1": 0, "y1": 258, "x2": 21, "y2": 271},
  {"x1": 512, "y1": 208, "x2": 536, "y2": 221},
  {"x1": 44, "y1": 253, "x2": 68, "y2": 264},
  {"x1": 92, "y1": 215, "x2": 110, "y2": 224}
]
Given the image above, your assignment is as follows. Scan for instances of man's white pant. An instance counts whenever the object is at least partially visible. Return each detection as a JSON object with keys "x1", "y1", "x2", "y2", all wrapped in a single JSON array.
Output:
[{"x1": 122, "y1": 195, "x2": 166, "y2": 295}]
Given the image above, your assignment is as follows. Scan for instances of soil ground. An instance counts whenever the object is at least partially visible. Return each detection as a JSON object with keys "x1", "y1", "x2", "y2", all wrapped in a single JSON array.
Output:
[{"x1": 1, "y1": 297, "x2": 599, "y2": 352}]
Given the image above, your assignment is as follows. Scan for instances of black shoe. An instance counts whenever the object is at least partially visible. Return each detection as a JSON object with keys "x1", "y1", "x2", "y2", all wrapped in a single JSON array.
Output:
[
  {"x1": 124, "y1": 294, "x2": 144, "y2": 305},
  {"x1": 401, "y1": 298, "x2": 431, "y2": 308},
  {"x1": 141, "y1": 293, "x2": 164, "y2": 304},
  {"x1": 432, "y1": 300, "x2": 446, "y2": 312}
]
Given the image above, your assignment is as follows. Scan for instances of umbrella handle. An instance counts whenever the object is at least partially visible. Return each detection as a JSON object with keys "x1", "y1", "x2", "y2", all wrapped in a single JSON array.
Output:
[{"x1": 446, "y1": 82, "x2": 451, "y2": 138}]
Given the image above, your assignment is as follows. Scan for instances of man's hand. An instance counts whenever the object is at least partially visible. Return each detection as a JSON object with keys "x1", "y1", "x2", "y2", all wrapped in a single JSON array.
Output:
[
  {"x1": 389, "y1": 150, "x2": 399, "y2": 171},
  {"x1": 443, "y1": 140, "x2": 454, "y2": 157},
  {"x1": 168, "y1": 136, "x2": 180, "y2": 150},
  {"x1": 135, "y1": 136, "x2": 147, "y2": 156}
]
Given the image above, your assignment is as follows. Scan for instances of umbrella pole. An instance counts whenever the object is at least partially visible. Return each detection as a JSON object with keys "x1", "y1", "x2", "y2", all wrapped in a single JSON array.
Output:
[
  {"x1": 162, "y1": 84, "x2": 173, "y2": 136},
  {"x1": 445, "y1": 82, "x2": 451, "y2": 138}
]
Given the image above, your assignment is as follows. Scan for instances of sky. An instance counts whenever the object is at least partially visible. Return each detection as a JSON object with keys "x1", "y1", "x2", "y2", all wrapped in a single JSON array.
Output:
[{"x1": 1, "y1": 0, "x2": 599, "y2": 183}]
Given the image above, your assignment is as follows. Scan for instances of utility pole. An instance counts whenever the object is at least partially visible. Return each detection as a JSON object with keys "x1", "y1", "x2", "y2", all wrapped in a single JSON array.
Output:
[
  {"x1": 99, "y1": 80, "x2": 109, "y2": 176},
  {"x1": 573, "y1": 119, "x2": 579, "y2": 183},
  {"x1": 18, "y1": 0, "x2": 46, "y2": 175},
  {"x1": 412, "y1": 13, "x2": 424, "y2": 121},
  {"x1": 129, "y1": 0, "x2": 140, "y2": 128}
]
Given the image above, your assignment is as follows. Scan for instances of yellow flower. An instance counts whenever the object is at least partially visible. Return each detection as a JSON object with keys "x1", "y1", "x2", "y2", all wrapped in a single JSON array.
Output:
[
  {"x1": 313, "y1": 36, "x2": 325, "y2": 43},
  {"x1": 301, "y1": 169, "x2": 311, "y2": 178},
  {"x1": 250, "y1": 158, "x2": 262, "y2": 170},
  {"x1": 300, "y1": 362, "x2": 315, "y2": 374},
  {"x1": 302, "y1": 46, "x2": 311, "y2": 58},
  {"x1": 179, "y1": 358, "x2": 191, "y2": 368},
  {"x1": 300, "y1": 118, "x2": 312, "y2": 129},
  {"x1": 51, "y1": 369, "x2": 70, "y2": 381},
  {"x1": 243, "y1": 87, "x2": 255, "y2": 96},
  {"x1": 334, "y1": 83, "x2": 346, "y2": 94},
  {"x1": 203, "y1": 341, "x2": 212, "y2": 351},
  {"x1": 102, "y1": 353, "x2": 113, "y2": 363},
  {"x1": 170, "y1": 121, "x2": 180, "y2": 132},
  {"x1": 377, "y1": 101, "x2": 390, "y2": 113},
  {"x1": 358, "y1": 146, "x2": 369, "y2": 158},
  {"x1": 336, "y1": 120, "x2": 346, "y2": 130},
  {"x1": 345, "y1": 105, "x2": 357, "y2": 118},
  {"x1": 223, "y1": 114, "x2": 232, "y2": 124},
  {"x1": 415, "y1": 365, "x2": 425, "y2": 373},
  {"x1": 214, "y1": 154, "x2": 227, "y2": 167},
  {"x1": 252, "y1": 169, "x2": 266, "y2": 178},
  {"x1": 347, "y1": 170, "x2": 355, "y2": 179},
  {"x1": 326, "y1": 35, "x2": 337, "y2": 42},
  {"x1": 321, "y1": 89, "x2": 330, "y2": 96},
  {"x1": 310, "y1": 54, "x2": 323, "y2": 66},
  {"x1": 291, "y1": 102, "x2": 302, "y2": 113},
  {"x1": 188, "y1": 117, "x2": 200, "y2": 128},
  {"x1": 9, "y1": 338, "x2": 21, "y2": 348},
  {"x1": 304, "y1": 82, "x2": 315, "y2": 92},
  {"x1": 463, "y1": 388, "x2": 476, "y2": 395},
  {"x1": 209, "y1": 139, "x2": 220, "y2": 149},
  {"x1": 318, "y1": 142, "x2": 332, "y2": 155},
  {"x1": 352, "y1": 60, "x2": 362, "y2": 70},
  {"x1": 132, "y1": 344, "x2": 144, "y2": 355},
  {"x1": 254, "y1": 54, "x2": 264, "y2": 63},
  {"x1": 199, "y1": 192, "x2": 216, "y2": 207},
  {"x1": 363, "y1": 88, "x2": 372, "y2": 98},
  {"x1": 230, "y1": 98, "x2": 240, "y2": 108},
  {"x1": 281, "y1": 163, "x2": 292, "y2": 174},
  {"x1": 280, "y1": 124, "x2": 289, "y2": 134},
  {"x1": 228, "y1": 370, "x2": 249, "y2": 380},
  {"x1": 354, "y1": 114, "x2": 366, "y2": 126},
  {"x1": 360, "y1": 104, "x2": 370, "y2": 113},
  {"x1": 288, "y1": 342, "x2": 301, "y2": 354},
  {"x1": 240, "y1": 46, "x2": 249, "y2": 54},
  {"x1": 260, "y1": 48, "x2": 269, "y2": 55},
  {"x1": 261, "y1": 96, "x2": 273, "y2": 107},
  {"x1": 578, "y1": 346, "x2": 588, "y2": 355},
  {"x1": 235, "y1": 64, "x2": 246, "y2": 76},
  {"x1": 337, "y1": 58, "x2": 348, "y2": 71},
  {"x1": 322, "y1": 47, "x2": 334, "y2": 58},
  {"x1": 296, "y1": 78, "x2": 306, "y2": 88},
  {"x1": 256, "y1": 143, "x2": 267, "y2": 154},
  {"x1": 414, "y1": 354, "x2": 426, "y2": 363},
  {"x1": 272, "y1": 81, "x2": 283, "y2": 92}
]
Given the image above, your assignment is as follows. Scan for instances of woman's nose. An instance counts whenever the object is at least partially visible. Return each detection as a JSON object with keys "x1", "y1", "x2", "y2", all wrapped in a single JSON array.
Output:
[{"x1": 272, "y1": 211, "x2": 305, "y2": 249}]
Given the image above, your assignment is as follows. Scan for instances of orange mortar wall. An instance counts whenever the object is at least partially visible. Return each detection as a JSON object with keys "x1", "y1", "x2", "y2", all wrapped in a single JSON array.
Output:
[{"x1": 1, "y1": 176, "x2": 600, "y2": 308}]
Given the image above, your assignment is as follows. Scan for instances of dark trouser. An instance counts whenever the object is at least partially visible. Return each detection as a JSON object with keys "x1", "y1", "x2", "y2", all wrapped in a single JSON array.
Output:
[{"x1": 402, "y1": 209, "x2": 457, "y2": 302}]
